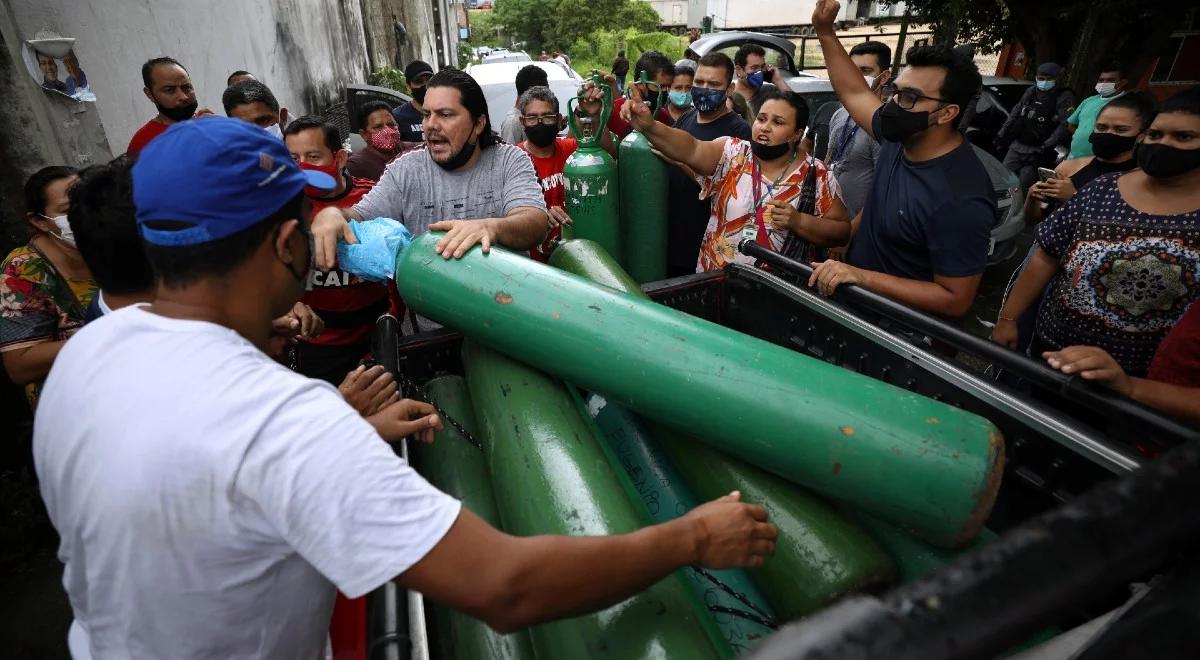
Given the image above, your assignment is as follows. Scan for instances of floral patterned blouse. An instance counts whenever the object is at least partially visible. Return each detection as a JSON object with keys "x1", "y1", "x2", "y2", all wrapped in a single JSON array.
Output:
[
  {"x1": 0, "y1": 244, "x2": 97, "y2": 407},
  {"x1": 695, "y1": 138, "x2": 841, "y2": 272}
]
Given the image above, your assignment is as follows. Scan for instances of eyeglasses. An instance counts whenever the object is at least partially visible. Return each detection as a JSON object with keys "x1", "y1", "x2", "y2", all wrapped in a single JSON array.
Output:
[
  {"x1": 521, "y1": 113, "x2": 561, "y2": 126},
  {"x1": 880, "y1": 83, "x2": 950, "y2": 110}
]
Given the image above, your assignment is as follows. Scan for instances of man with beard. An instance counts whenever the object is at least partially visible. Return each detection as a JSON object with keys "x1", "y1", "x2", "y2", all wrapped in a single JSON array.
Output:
[
  {"x1": 807, "y1": 0, "x2": 994, "y2": 319},
  {"x1": 311, "y1": 68, "x2": 547, "y2": 330},
  {"x1": 127, "y1": 57, "x2": 201, "y2": 155}
]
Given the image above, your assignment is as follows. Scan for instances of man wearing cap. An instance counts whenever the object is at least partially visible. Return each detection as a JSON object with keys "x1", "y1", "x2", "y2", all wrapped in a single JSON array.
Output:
[
  {"x1": 995, "y1": 62, "x2": 1075, "y2": 190},
  {"x1": 312, "y1": 68, "x2": 548, "y2": 282},
  {"x1": 393, "y1": 60, "x2": 433, "y2": 151},
  {"x1": 33, "y1": 117, "x2": 774, "y2": 659}
]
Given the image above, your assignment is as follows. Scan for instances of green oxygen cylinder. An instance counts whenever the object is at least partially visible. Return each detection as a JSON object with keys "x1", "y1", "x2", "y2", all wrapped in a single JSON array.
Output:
[
  {"x1": 394, "y1": 234, "x2": 1004, "y2": 548},
  {"x1": 584, "y1": 393, "x2": 777, "y2": 654},
  {"x1": 565, "y1": 72, "x2": 621, "y2": 260},
  {"x1": 413, "y1": 376, "x2": 536, "y2": 660},
  {"x1": 654, "y1": 426, "x2": 897, "y2": 621},
  {"x1": 547, "y1": 242, "x2": 892, "y2": 621},
  {"x1": 841, "y1": 510, "x2": 1000, "y2": 584},
  {"x1": 461, "y1": 340, "x2": 721, "y2": 660},
  {"x1": 618, "y1": 72, "x2": 669, "y2": 283}
]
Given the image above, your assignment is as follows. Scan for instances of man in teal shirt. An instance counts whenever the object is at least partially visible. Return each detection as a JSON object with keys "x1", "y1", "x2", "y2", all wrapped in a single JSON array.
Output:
[{"x1": 1066, "y1": 66, "x2": 1129, "y2": 159}]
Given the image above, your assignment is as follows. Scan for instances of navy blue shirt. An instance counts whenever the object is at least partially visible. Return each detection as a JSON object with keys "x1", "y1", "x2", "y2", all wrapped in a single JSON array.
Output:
[
  {"x1": 392, "y1": 102, "x2": 424, "y2": 143},
  {"x1": 847, "y1": 110, "x2": 995, "y2": 280},
  {"x1": 667, "y1": 109, "x2": 752, "y2": 273}
]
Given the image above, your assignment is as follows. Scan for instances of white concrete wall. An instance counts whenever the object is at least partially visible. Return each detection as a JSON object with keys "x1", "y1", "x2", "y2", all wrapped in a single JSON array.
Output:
[{"x1": 8, "y1": 0, "x2": 370, "y2": 157}]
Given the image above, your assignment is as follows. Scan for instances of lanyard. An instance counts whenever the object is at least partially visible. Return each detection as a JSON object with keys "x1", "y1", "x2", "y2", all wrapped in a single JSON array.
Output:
[
  {"x1": 742, "y1": 149, "x2": 800, "y2": 246},
  {"x1": 831, "y1": 117, "x2": 860, "y2": 164}
]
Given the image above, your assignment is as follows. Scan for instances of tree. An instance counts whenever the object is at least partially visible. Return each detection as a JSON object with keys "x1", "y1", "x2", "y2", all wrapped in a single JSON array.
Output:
[
  {"x1": 495, "y1": 0, "x2": 664, "y2": 54},
  {"x1": 898, "y1": 0, "x2": 1189, "y2": 93}
]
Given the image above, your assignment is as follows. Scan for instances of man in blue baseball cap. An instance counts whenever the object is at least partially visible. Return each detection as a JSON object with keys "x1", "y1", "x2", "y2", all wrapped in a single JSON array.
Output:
[{"x1": 31, "y1": 116, "x2": 775, "y2": 658}]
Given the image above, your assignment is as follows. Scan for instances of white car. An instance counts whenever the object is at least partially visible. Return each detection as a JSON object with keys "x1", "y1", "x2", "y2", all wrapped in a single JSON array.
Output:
[
  {"x1": 464, "y1": 61, "x2": 583, "y2": 133},
  {"x1": 479, "y1": 49, "x2": 532, "y2": 64}
]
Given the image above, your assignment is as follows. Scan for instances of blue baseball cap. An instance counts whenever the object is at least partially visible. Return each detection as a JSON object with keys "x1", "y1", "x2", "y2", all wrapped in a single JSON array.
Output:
[{"x1": 132, "y1": 117, "x2": 336, "y2": 246}]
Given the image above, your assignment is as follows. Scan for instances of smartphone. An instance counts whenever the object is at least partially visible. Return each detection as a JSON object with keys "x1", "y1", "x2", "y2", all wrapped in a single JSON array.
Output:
[
  {"x1": 763, "y1": 67, "x2": 775, "y2": 83},
  {"x1": 1037, "y1": 167, "x2": 1058, "y2": 182}
]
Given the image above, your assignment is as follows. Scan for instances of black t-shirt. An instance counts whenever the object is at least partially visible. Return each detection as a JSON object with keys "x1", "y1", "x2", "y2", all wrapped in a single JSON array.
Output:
[
  {"x1": 666, "y1": 109, "x2": 752, "y2": 273},
  {"x1": 847, "y1": 110, "x2": 996, "y2": 281},
  {"x1": 392, "y1": 102, "x2": 424, "y2": 143}
]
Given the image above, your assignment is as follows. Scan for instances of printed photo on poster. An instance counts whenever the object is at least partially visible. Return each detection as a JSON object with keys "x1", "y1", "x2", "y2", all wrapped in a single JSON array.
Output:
[{"x1": 23, "y1": 32, "x2": 96, "y2": 102}]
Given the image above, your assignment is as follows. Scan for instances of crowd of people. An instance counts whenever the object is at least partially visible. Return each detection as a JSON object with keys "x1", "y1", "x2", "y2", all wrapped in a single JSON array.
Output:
[{"x1": 1, "y1": 0, "x2": 1197, "y2": 654}]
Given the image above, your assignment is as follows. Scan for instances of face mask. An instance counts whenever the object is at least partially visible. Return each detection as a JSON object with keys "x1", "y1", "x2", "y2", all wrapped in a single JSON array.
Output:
[
  {"x1": 878, "y1": 102, "x2": 933, "y2": 143},
  {"x1": 864, "y1": 75, "x2": 878, "y2": 90},
  {"x1": 1137, "y1": 143, "x2": 1200, "y2": 179},
  {"x1": 411, "y1": 86, "x2": 427, "y2": 104},
  {"x1": 669, "y1": 90, "x2": 693, "y2": 108},
  {"x1": 1095, "y1": 82, "x2": 1118, "y2": 97},
  {"x1": 630, "y1": 86, "x2": 662, "y2": 114},
  {"x1": 524, "y1": 123, "x2": 558, "y2": 148},
  {"x1": 369, "y1": 126, "x2": 402, "y2": 155},
  {"x1": 264, "y1": 123, "x2": 283, "y2": 140},
  {"x1": 298, "y1": 161, "x2": 340, "y2": 198},
  {"x1": 751, "y1": 140, "x2": 792, "y2": 161},
  {"x1": 1036, "y1": 80, "x2": 1056, "y2": 92},
  {"x1": 1089, "y1": 131, "x2": 1137, "y2": 160},
  {"x1": 691, "y1": 87, "x2": 726, "y2": 114},
  {"x1": 745, "y1": 70, "x2": 765, "y2": 89},
  {"x1": 156, "y1": 100, "x2": 198, "y2": 122},
  {"x1": 436, "y1": 139, "x2": 477, "y2": 171},
  {"x1": 41, "y1": 214, "x2": 76, "y2": 247}
]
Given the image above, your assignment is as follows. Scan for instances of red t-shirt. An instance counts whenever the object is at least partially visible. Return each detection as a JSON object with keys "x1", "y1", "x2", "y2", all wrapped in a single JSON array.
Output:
[
  {"x1": 519, "y1": 137, "x2": 577, "y2": 262},
  {"x1": 1147, "y1": 301, "x2": 1200, "y2": 388},
  {"x1": 127, "y1": 119, "x2": 170, "y2": 155},
  {"x1": 303, "y1": 173, "x2": 401, "y2": 346},
  {"x1": 607, "y1": 97, "x2": 673, "y2": 140}
]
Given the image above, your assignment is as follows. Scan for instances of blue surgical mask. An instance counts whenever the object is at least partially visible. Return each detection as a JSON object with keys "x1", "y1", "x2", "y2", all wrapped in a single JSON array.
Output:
[
  {"x1": 1035, "y1": 80, "x2": 1055, "y2": 92},
  {"x1": 746, "y1": 70, "x2": 765, "y2": 89},
  {"x1": 668, "y1": 90, "x2": 692, "y2": 108},
  {"x1": 691, "y1": 87, "x2": 726, "y2": 114}
]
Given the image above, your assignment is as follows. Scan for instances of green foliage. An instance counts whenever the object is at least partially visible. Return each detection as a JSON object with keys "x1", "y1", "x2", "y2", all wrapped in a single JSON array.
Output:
[
  {"x1": 569, "y1": 28, "x2": 688, "y2": 79},
  {"x1": 466, "y1": 9, "x2": 508, "y2": 49},
  {"x1": 367, "y1": 67, "x2": 410, "y2": 93},
  {"x1": 495, "y1": 0, "x2": 667, "y2": 54}
]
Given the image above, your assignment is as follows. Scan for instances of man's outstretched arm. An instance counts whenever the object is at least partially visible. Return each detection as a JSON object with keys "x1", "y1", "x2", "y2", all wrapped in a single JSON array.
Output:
[{"x1": 400, "y1": 492, "x2": 776, "y2": 633}]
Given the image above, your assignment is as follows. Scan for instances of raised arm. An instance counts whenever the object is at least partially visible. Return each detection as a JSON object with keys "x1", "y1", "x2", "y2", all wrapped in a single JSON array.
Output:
[
  {"x1": 400, "y1": 492, "x2": 775, "y2": 633},
  {"x1": 622, "y1": 85, "x2": 726, "y2": 176},
  {"x1": 812, "y1": 0, "x2": 882, "y2": 137},
  {"x1": 572, "y1": 74, "x2": 618, "y2": 158}
]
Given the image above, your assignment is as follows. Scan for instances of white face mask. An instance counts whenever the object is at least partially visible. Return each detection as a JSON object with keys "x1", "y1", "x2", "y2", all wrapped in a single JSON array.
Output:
[
  {"x1": 1095, "y1": 82, "x2": 1118, "y2": 97},
  {"x1": 42, "y1": 214, "x2": 76, "y2": 247},
  {"x1": 264, "y1": 123, "x2": 283, "y2": 140},
  {"x1": 864, "y1": 75, "x2": 878, "y2": 90}
]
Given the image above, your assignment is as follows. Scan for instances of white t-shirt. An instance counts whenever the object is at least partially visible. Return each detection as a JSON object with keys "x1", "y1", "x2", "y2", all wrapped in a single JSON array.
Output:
[{"x1": 34, "y1": 305, "x2": 460, "y2": 659}]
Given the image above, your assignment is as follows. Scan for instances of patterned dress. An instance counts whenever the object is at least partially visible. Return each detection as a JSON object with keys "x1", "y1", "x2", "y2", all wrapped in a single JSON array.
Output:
[
  {"x1": 1034, "y1": 173, "x2": 1200, "y2": 376},
  {"x1": 0, "y1": 244, "x2": 97, "y2": 407},
  {"x1": 696, "y1": 138, "x2": 840, "y2": 272}
]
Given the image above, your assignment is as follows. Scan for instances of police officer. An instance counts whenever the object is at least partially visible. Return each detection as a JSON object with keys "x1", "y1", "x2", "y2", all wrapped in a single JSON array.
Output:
[{"x1": 995, "y1": 62, "x2": 1075, "y2": 190}]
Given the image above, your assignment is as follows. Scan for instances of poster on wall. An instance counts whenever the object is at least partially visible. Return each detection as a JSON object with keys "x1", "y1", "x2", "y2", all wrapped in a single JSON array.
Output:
[{"x1": 23, "y1": 31, "x2": 96, "y2": 102}]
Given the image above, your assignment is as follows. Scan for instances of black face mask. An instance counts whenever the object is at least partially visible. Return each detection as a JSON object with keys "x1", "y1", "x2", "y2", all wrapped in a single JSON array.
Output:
[
  {"x1": 524, "y1": 123, "x2": 558, "y2": 148},
  {"x1": 877, "y1": 102, "x2": 933, "y2": 143},
  {"x1": 435, "y1": 139, "x2": 477, "y2": 171},
  {"x1": 1089, "y1": 132, "x2": 1137, "y2": 160},
  {"x1": 156, "y1": 100, "x2": 198, "y2": 122},
  {"x1": 751, "y1": 141, "x2": 793, "y2": 161},
  {"x1": 1137, "y1": 143, "x2": 1200, "y2": 179},
  {"x1": 412, "y1": 86, "x2": 427, "y2": 104}
]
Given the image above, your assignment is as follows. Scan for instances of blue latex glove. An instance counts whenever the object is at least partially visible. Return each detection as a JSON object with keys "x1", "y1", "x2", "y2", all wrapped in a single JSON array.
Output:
[{"x1": 335, "y1": 218, "x2": 414, "y2": 281}]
